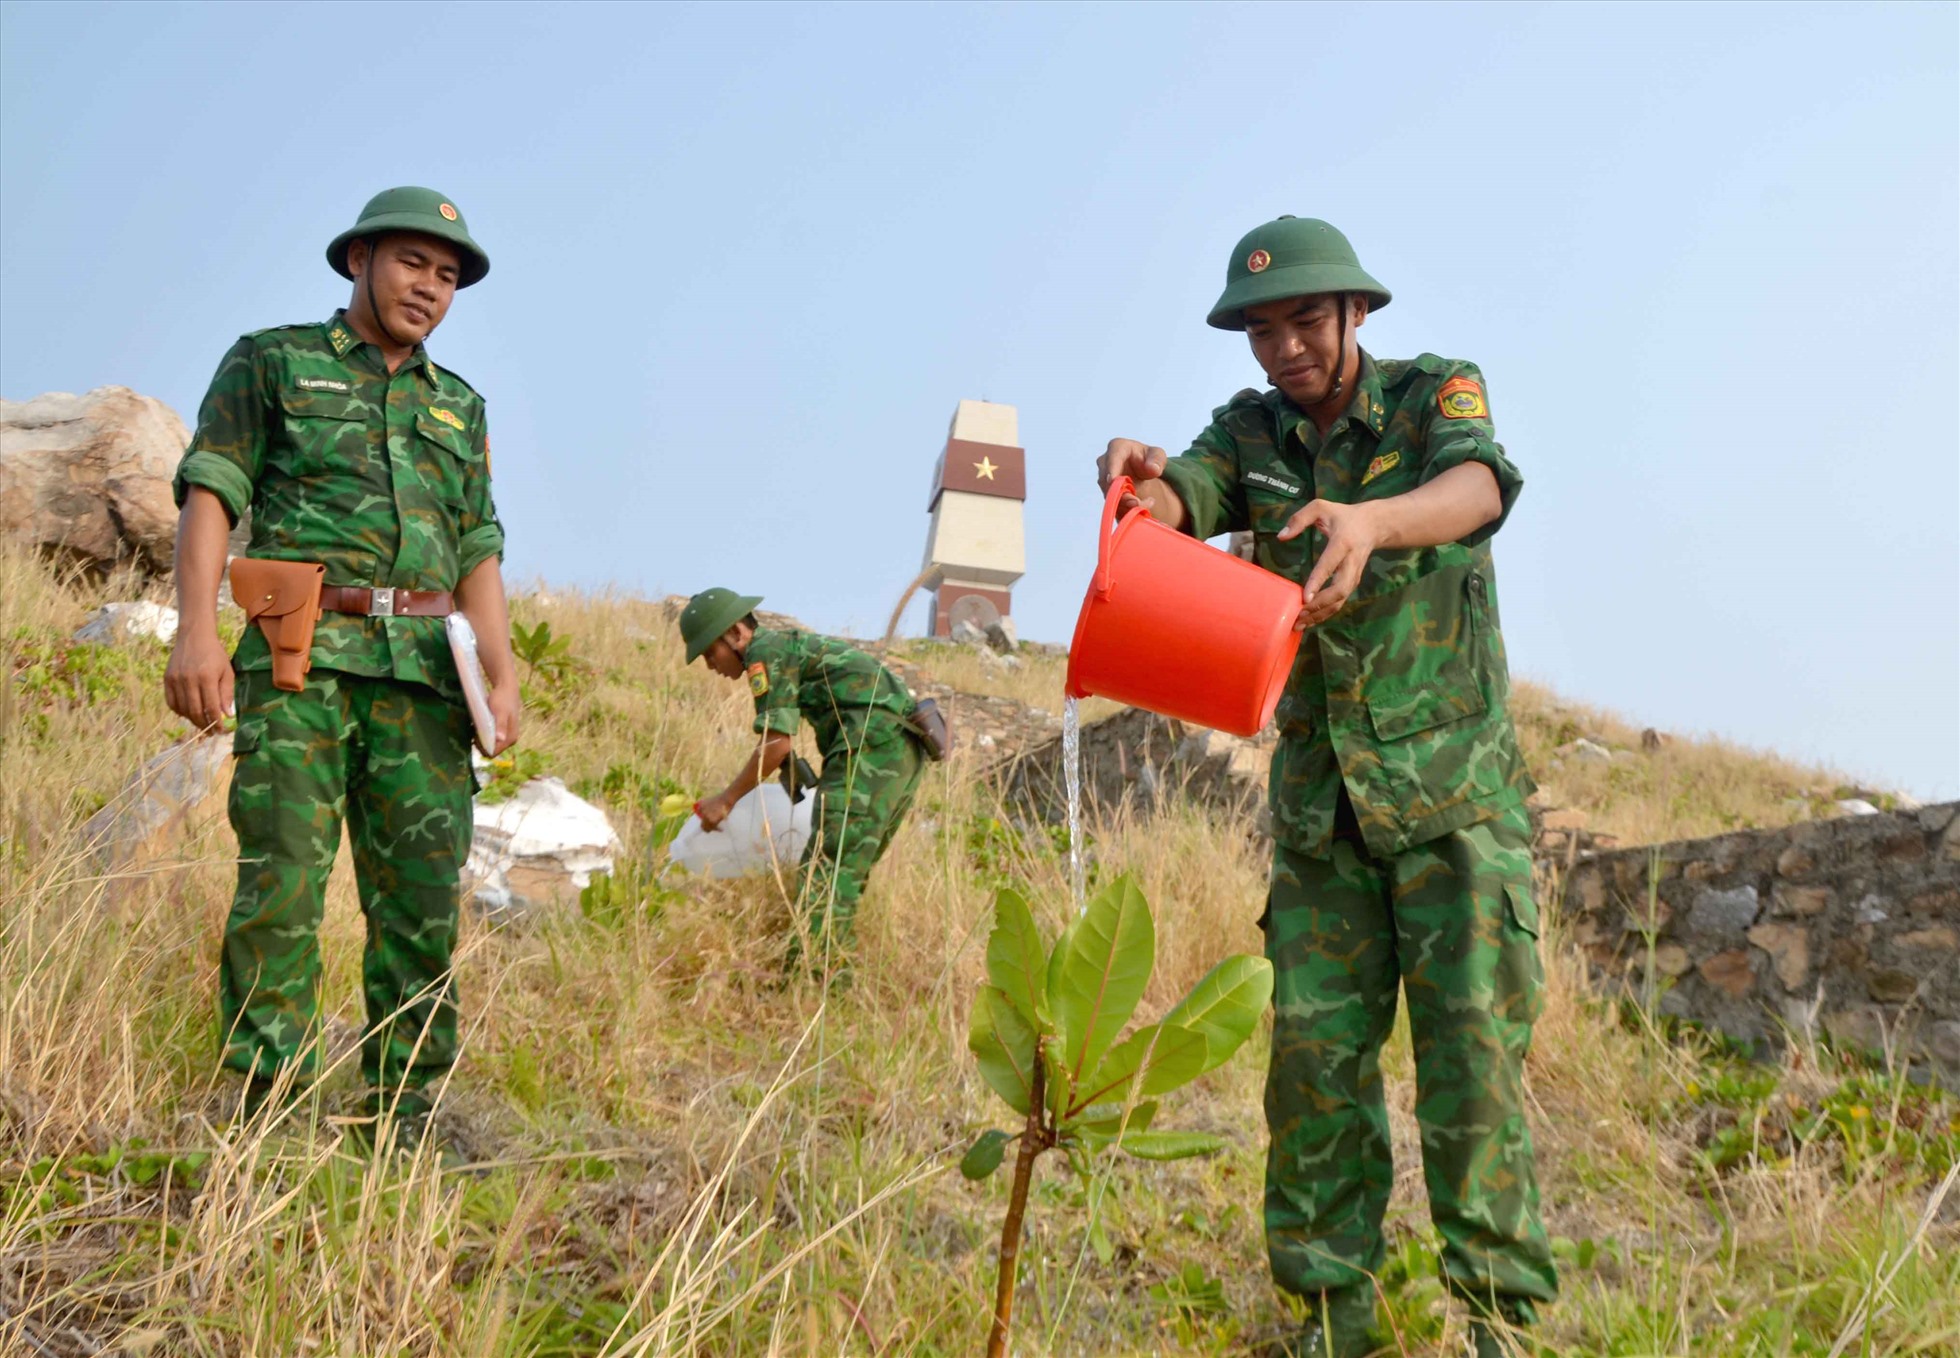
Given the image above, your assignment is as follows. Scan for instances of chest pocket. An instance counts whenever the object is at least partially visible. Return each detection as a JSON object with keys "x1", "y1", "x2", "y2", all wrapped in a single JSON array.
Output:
[
  {"x1": 277, "y1": 389, "x2": 368, "y2": 476},
  {"x1": 1243, "y1": 472, "x2": 1310, "y2": 579},
  {"x1": 1361, "y1": 566, "x2": 1488, "y2": 742},
  {"x1": 413, "y1": 412, "x2": 480, "y2": 508}
]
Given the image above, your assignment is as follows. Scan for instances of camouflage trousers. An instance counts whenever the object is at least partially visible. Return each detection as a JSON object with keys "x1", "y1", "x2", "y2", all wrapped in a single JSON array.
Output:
[
  {"x1": 790, "y1": 726, "x2": 925, "y2": 963},
  {"x1": 219, "y1": 668, "x2": 473, "y2": 1105},
  {"x1": 1262, "y1": 801, "x2": 1557, "y2": 1311}
]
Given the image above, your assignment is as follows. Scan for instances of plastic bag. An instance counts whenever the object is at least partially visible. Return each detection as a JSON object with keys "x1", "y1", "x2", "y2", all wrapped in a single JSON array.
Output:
[{"x1": 667, "y1": 783, "x2": 813, "y2": 878}]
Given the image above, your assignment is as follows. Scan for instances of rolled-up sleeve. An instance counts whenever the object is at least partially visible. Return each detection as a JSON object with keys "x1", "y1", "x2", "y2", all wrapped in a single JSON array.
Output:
[
  {"x1": 171, "y1": 337, "x2": 264, "y2": 527},
  {"x1": 457, "y1": 414, "x2": 506, "y2": 576},
  {"x1": 1156, "y1": 400, "x2": 1255, "y2": 541},
  {"x1": 1417, "y1": 362, "x2": 1522, "y2": 547}
]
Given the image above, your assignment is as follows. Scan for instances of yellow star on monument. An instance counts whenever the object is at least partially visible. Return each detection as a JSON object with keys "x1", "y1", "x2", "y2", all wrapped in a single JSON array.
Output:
[{"x1": 973, "y1": 456, "x2": 998, "y2": 480}]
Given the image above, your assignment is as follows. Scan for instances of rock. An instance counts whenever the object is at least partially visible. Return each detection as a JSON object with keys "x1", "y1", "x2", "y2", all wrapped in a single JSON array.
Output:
[
  {"x1": 465, "y1": 777, "x2": 621, "y2": 923},
  {"x1": 1640, "y1": 728, "x2": 1667, "y2": 753},
  {"x1": 1651, "y1": 942, "x2": 1693, "y2": 977},
  {"x1": 1688, "y1": 884, "x2": 1760, "y2": 935},
  {"x1": 0, "y1": 387, "x2": 190, "y2": 576},
  {"x1": 1747, "y1": 922, "x2": 1810, "y2": 990},
  {"x1": 74, "y1": 601, "x2": 178, "y2": 646},
  {"x1": 1908, "y1": 885, "x2": 1958, "y2": 917},
  {"x1": 1773, "y1": 885, "x2": 1832, "y2": 917},
  {"x1": 1865, "y1": 968, "x2": 1921, "y2": 1004},
  {"x1": 1824, "y1": 1007, "x2": 1888, "y2": 1055},
  {"x1": 1776, "y1": 845, "x2": 1818, "y2": 878},
  {"x1": 984, "y1": 618, "x2": 1018, "y2": 653},
  {"x1": 1698, "y1": 949, "x2": 1757, "y2": 998},
  {"x1": 950, "y1": 619, "x2": 988, "y2": 647},
  {"x1": 79, "y1": 733, "x2": 232, "y2": 873},
  {"x1": 1832, "y1": 799, "x2": 1881, "y2": 818},
  {"x1": 1558, "y1": 738, "x2": 1614, "y2": 765},
  {"x1": 1896, "y1": 926, "x2": 1959, "y2": 952},
  {"x1": 1924, "y1": 1020, "x2": 1960, "y2": 1073}
]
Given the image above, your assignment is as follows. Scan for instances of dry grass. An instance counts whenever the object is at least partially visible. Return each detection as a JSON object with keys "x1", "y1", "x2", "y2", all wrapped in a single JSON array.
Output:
[
  {"x1": 1511, "y1": 680, "x2": 1870, "y2": 848},
  {"x1": 3, "y1": 541, "x2": 1956, "y2": 1356}
]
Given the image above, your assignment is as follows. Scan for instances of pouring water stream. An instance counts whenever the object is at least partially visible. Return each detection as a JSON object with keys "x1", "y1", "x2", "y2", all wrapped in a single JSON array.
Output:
[{"x1": 1063, "y1": 696, "x2": 1084, "y2": 911}]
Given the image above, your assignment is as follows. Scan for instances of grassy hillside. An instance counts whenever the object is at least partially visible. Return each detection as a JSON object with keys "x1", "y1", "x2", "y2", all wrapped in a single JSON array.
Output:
[{"x1": 3, "y1": 541, "x2": 1955, "y2": 1357}]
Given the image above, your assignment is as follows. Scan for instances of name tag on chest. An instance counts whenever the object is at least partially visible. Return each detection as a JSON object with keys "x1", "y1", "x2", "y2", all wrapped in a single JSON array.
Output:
[{"x1": 1244, "y1": 469, "x2": 1303, "y2": 498}]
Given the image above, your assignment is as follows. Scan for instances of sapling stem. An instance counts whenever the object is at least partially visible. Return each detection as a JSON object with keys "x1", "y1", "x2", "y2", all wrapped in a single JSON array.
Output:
[{"x1": 988, "y1": 1050, "x2": 1047, "y2": 1358}]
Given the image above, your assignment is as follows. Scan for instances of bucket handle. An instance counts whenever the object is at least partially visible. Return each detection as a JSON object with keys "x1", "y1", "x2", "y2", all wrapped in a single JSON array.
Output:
[{"x1": 1095, "y1": 475, "x2": 1148, "y2": 600}]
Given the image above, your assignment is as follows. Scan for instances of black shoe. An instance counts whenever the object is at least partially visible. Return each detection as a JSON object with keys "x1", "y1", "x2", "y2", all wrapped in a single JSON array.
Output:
[{"x1": 1267, "y1": 1288, "x2": 1377, "y2": 1358}]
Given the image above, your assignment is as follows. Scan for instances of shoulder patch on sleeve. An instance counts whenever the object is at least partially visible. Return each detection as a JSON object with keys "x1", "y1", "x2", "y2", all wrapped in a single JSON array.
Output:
[
  {"x1": 1437, "y1": 376, "x2": 1488, "y2": 420},
  {"x1": 747, "y1": 662, "x2": 770, "y2": 696}
]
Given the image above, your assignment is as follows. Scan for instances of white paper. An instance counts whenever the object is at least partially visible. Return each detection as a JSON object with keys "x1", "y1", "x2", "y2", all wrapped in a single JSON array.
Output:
[{"x1": 445, "y1": 612, "x2": 498, "y2": 757}]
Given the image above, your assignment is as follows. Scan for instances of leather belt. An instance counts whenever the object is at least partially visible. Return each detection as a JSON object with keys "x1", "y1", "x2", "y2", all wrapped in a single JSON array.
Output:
[{"x1": 319, "y1": 586, "x2": 454, "y2": 618}]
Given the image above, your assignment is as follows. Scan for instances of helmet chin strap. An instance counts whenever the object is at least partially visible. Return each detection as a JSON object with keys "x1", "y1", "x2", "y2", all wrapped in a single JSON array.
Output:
[
  {"x1": 360, "y1": 236, "x2": 416, "y2": 351},
  {"x1": 1322, "y1": 294, "x2": 1353, "y2": 406}
]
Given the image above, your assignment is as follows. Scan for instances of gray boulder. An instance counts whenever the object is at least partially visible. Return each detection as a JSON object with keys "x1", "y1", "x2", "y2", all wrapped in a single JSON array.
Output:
[{"x1": 1, "y1": 386, "x2": 189, "y2": 576}]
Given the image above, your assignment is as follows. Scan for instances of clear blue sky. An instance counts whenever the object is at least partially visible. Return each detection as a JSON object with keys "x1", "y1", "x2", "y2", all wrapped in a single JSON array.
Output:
[{"x1": 3, "y1": 1, "x2": 1955, "y2": 799}]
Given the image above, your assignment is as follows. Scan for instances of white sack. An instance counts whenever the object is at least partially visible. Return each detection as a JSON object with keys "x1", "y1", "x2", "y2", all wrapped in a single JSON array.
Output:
[{"x1": 668, "y1": 783, "x2": 812, "y2": 878}]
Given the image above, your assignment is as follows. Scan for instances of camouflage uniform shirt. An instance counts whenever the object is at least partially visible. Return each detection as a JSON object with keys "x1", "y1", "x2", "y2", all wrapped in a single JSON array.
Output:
[
  {"x1": 171, "y1": 311, "x2": 504, "y2": 698},
  {"x1": 1158, "y1": 351, "x2": 1532, "y2": 860},
  {"x1": 746, "y1": 627, "x2": 915, "y2": 759}
]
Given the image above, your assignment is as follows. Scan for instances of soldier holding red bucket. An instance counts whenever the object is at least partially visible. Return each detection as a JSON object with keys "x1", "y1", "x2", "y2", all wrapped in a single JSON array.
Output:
[{"x1": 1075, "y1": 217, "x2": 1553, "y2": 1357}]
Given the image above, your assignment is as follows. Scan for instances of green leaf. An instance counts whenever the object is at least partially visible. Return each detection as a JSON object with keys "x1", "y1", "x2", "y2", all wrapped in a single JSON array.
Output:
[
  {"x1": 1072, "y1": 1100, "x2": 1157, "y2": 1138},
  {"x1": 968, "y1": 986, "x2": 1039, "y2": 1114},
  {"x1": 1049, "y1": 874, "x2": 1154, "y2": 1087},
  {"x1": 1041, "y1": 1033, "x2": 1072, "y2": 1126},
  {"x1": 986, "y1": 887, "x2": 1049, "y2": 1028},
  {"x1": 1088, "y1": 1213, "x2": 1114, "y2": 1265},
  {"x1": 1071, "y1": 1022, "x2": 1208, "y2": 1114},
  {"x1": 1161, "y1": 954, "x2": 1273, "y2": 1073},
  {"x1": 1074, "y1": 1018, "x2": 1207, "y2": 1113},
  {"x1": 960, "y1": 1129, "x2": 1014, "y2": 1180},
  {"x1": 1119, "y1": 1131, "x2": 1229, "y2": 1161}
]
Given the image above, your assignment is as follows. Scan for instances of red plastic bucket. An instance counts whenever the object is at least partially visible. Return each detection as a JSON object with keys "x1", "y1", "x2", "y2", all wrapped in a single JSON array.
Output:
[{"x1": 1065, "y1": 476, "x2": 1303, "y2": 737}]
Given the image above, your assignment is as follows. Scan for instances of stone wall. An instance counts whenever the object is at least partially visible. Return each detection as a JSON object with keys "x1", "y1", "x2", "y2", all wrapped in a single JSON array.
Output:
[
  {"x1": 1561, "y1": 803, "x2": 1960, "y2": 1081},
  {"x1": 999, "y1": 707, "x2": 1271, "y2": 827}
]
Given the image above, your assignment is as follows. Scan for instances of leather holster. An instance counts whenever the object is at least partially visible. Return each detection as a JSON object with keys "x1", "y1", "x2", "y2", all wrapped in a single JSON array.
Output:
[
  {"x1": 905, "y1": 697, "x2": 952, "y2": 762},
  {"x1": 230, "y1": 558, "x2": 325, "y2": 693}
]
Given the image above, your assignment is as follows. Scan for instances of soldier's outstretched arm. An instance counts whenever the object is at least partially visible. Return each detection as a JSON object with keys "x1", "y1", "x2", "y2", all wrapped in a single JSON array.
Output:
[
  {"x1": 164, "y1": 487, "x2": 234, "y2": 729},
  {"x1": 1278, "y1": 462, "x2": 1503, "y2": 629},
  {"x1": 698, "y1": 733, "x2": 796, "y2": 831}
]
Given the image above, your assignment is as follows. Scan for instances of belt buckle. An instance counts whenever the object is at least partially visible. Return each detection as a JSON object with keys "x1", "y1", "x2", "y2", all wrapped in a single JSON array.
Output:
[{"x1": 371, "y1": 587, "x2": 396, "y2": 618}]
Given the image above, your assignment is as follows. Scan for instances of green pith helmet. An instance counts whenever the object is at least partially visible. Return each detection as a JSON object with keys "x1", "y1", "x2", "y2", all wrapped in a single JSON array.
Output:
[
  {"x1": 1206, "y1": 216, "x2": 1390, "y2": 331},
  {"x1": 679, "y1": 587, "x2": 764, "y2": 662},
  {"x1": 326, "y1": 186, "x2": 491, "y2": 288}
]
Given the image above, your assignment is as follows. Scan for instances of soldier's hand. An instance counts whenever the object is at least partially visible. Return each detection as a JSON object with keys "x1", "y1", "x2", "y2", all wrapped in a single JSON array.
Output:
[
  {"x1": 1278, "y1": 499, "x2": 1385, "y2": 629},
  {"x1": 695, "y1": 794, "x2": 731, "y2": 833},
  {"x1": 488, "y1": 681, "x2": 522, "y2": 755},
  {"x1": 165, "y1": 626, "x2": 234, "y2": 730},
  {"x1": 1097, "y1": 439, "x2": 1168, "y2": 511}
]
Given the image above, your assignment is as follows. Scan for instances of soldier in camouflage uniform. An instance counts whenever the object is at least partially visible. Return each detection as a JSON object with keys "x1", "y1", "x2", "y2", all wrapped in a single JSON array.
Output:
[
  {"x1": 1097, "y1": 218, "x2": 1555, "y2": 1357},
  {"x1": 679, "y1": 589, "x2": 926, "y2": 969},
  {"x1": 164, "y1": 187, "x2": 520, "y2": 1131}
]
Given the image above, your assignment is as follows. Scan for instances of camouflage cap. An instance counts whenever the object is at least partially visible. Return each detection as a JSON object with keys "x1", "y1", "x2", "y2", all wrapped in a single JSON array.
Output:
[
  {"x1": 1207, "y1": 216, "x2": 1390, "y2": 331},
  {"x1": 327, "y1": 186, "x2": 491, "y2": 288},
  {"x1": 679, "y1": 587, "x2": 763, "y2": 662}
]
